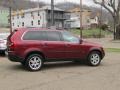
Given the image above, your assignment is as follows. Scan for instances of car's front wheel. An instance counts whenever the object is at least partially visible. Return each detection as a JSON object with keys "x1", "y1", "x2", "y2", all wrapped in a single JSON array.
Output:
[
  {"x1": 87, "y1": 51, "x2": 101, "y2": 66},
  {"x1": 25, "y1": 54, "x2": 43, "y2": 71}
]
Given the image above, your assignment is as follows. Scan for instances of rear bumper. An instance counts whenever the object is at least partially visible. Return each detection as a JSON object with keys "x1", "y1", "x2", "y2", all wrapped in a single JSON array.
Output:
[{"x1": 7, "y1": 51, "x2": 24, "y2": 62}]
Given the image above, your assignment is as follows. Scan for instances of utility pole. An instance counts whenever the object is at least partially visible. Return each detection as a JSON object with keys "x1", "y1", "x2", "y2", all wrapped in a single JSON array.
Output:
[
  {"x1": 38, "y1": 0, "x2": 40, "y2": 8},
  {"x1": 9, "y1": 7, "x2": 12, "y2": 33},
  {"x1": 8, "y1": 0, "x2": 12, "y2": 33},
  {"x1": 113, "y1": 0, "x2": 116, "y2": 40},
  {"x1": 99, "y1": 1, "x2": 103, "y2": 38},
  {"x1": 80, "y1": 0, "x2": 83, "y2": 38},
  {"x1": 51, "y1": 0, "x2": 54, "y2": 26}
]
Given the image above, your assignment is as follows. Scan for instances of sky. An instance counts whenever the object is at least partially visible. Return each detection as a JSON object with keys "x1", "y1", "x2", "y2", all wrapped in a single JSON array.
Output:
[{"x1": 32, "y1": 0, "x2": 95, "y2": 6}]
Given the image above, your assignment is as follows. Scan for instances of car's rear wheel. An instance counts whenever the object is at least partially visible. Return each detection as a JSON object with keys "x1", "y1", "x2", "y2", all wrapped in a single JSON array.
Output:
[
  {"x1": 25, "y1": 54, "x2": 43, "y2": 71},
  {"x1": 87, "y1": 51, "x2": 101, "y2": 66}
]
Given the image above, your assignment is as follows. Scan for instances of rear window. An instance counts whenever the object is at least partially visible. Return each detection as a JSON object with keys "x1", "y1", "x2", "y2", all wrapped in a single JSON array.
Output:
[{"x1": 23, "y1": 31, "x2": 47, "y2": 40}]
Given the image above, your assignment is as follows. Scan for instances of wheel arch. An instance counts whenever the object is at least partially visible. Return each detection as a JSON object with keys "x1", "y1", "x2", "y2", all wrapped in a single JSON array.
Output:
[
  {"x1": 25, "y1": 51, "x2": 46, "y2": 60},
  {"x1": 87, "y1": 49, "x2": 103, "y2": 59}
]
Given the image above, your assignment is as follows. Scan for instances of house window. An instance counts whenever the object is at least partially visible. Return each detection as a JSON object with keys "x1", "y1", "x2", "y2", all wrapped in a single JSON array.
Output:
[
  {"x1": 38, "y1": 12, "x2": 40, "y2": 16},
  {"x1": 12, "y1": 23, "x2": 14, "y2": 26},
  {"x1": 12, "y1": 16, "x2": 14, "y2": 20},
  {"x1": 22, "y1": 22, "x2": 24, "y2": 26},
  {"x1": 31, "y1": 12, "x2": 33, "y2": 17},
  {"x1": 21, "y1": 13, "x2": 25, "y2": 18},
  {"x1": 31, "y1": 21, "x2": 33, "y2": 26},
  {"x1": 87, "y1": 19, "x2": 90, "y2": 23},
  {"x1": 38, "y1": 20, "x2": 40, "y2": 25},
  {"x1": 17, "y1": 14, "x2": 19, "y2": 19}
]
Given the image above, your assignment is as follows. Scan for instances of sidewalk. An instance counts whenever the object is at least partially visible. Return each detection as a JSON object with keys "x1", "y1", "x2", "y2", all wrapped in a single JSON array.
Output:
[{"x1": 85, "y1": 37, "x2": 120, "y2": 49}]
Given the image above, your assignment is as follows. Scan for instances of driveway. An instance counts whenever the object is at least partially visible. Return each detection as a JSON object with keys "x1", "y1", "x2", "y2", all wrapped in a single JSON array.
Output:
[{"x1": 0, "y1": 52, "x2": 120, "y2": 90}]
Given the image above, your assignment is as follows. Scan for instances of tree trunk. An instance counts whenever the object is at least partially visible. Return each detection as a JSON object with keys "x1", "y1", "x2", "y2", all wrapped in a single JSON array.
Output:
[
  {"x1": 116, "y1": 25, "x2": 120, "y2": 39},
  {"x1": 114, "y1": 14, "x2": 120, "y2": 40}
]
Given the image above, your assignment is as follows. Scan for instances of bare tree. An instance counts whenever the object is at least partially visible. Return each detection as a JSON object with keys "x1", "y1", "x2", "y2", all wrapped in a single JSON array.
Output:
[{"x1": 93, "y1": 0, "x2": 120, "y2": 39}]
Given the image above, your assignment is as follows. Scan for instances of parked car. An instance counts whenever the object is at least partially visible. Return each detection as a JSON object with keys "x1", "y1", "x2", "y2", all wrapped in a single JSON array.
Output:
[
  {"x1": 0, "y1": 33, "x2": 10, "y2": 54},
  {"x1": 7, "y1": 28, "x2": 105, "y2": 71}
]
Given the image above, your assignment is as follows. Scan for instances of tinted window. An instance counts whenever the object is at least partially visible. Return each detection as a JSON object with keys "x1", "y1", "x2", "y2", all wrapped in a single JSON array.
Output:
[
  {"x1": 23, "y1": 31, "x2": 47, "y2": 40},
  {"x1": 46, "y1": 31, "x2": 61, "y2": 41}
]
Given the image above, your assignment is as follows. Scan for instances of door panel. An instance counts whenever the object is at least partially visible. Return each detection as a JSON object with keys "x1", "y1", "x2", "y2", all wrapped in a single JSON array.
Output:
[
  {"x1": 65, "y1": 42, "x2": 82, "y2": 59},
  {"x1": 43, "y1": 41, "x2": 66, "y2": 59}
]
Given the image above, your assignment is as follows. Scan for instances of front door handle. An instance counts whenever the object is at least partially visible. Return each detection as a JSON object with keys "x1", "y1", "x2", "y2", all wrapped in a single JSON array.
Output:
[
  {"x1": 65, "y1": 44, "x2": 71, "y2": 47},
  {"x1": 43, "y1": 43, "x2": 48, "y2": 47}
]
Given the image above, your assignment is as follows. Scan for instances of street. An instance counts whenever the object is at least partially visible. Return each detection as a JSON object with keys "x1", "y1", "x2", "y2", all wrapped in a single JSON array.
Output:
[{"x1": 0, "y1": 52, "x2": 120, "y2": 90}]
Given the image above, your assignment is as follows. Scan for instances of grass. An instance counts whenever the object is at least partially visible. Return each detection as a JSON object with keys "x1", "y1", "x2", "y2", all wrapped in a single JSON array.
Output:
[
  {"x1": 70, "y1": 28, "x2": 112, "y2": 38},
  {"x1": 105, "y1": 48, "x2": 120, "y2": 53}
]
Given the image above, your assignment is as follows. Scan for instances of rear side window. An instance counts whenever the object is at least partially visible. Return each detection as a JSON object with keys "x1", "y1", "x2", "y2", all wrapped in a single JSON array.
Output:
[
  {"x1": 46, "y1": 31, "x2": 61, "y2": 41},
  {"x1": 23, "y1": 31, "x2": 47, "y2": 40}
]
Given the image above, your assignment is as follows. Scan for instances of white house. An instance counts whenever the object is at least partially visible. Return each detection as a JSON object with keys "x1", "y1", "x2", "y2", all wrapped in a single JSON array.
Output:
[
  {"x1": 65, "y1": 17, "x2": 80, "y2": 29},
  {"x1": 65, "y1": 8, "x2": 91, "y2": 29},
  {"x1": 90, "y1": 16, "x2": 99, "y2": 25},
  {"x1": 11, "y1": 6, "x2": 70, "y2": 29},
  {"x1": 89, "y1": 15, "x2": 99, "y2": 28}
]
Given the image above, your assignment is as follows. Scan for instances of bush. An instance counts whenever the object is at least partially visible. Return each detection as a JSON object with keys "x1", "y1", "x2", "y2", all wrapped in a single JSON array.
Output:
[{"x1": 100, "y1": 24, "x2": 108, "y2": 30}]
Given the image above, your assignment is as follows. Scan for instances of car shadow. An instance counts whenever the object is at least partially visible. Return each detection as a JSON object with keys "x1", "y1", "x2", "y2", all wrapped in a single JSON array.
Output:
[
  {"x1": 8, "y1": 64, "x2": 27, "y2": 72},
  {"x1": 9, "y1": 61, "x2": 87, "y2": 72},
  {"x1": 42, "y1": 61, "x2": 86, "y2": 71},
  {"x1": 0, "y1": 53, "x2": 6, "y2": 57}
]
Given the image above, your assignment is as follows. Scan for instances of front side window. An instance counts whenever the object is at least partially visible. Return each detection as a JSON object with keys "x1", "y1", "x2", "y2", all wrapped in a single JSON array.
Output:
[
  {"x1": 46, "y1": 31, "x2": 61, "y2": 41},
  {"x1": 23, "y1": 31, "x2": 47, "y2": 40},
  {"x1": 62, "y1": 31, "x2": 79, "y2": 43}
]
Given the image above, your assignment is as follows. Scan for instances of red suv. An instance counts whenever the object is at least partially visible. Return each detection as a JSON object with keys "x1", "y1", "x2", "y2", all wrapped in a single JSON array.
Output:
[{"x1": 7, "y1": 28, "x2": 105, "y2": 71}]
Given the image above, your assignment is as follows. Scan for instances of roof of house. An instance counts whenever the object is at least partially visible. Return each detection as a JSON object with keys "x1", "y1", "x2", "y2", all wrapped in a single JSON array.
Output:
[
  {"x1": 12, "y1": 5, "x2": 64, "y2": 15},
  {"x1": 67, "y1": 7, "x2": 91, "y2": 13},
  {"x1": 90, "y1": 12, "x2": 99, "y2": 19},
  {"x1": 0, "y1": 6, "x2": 8, "y2": 10}
]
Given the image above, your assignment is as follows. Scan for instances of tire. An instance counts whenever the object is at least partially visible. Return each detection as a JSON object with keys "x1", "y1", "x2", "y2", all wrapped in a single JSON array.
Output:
[
  {"x1": 87, "y1": 51, "x2": 101, "y2": 66},
  {"x1": 25, "y1": 54, "x2": 43, "y2": 71}
]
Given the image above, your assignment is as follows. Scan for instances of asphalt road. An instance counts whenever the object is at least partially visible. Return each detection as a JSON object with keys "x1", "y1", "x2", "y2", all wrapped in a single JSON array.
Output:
[{"x1": 0, "y1": 52, "x2": 120, "y2": 90}]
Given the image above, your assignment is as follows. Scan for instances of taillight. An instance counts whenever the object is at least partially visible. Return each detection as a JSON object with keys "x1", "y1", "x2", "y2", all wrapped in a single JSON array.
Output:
[
  {"x1": 7, "y1": 37, "x2": 15, "y2": 51},
  {"x1": 8, "y1": 42, "x2": 14, "y2": 47}
]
